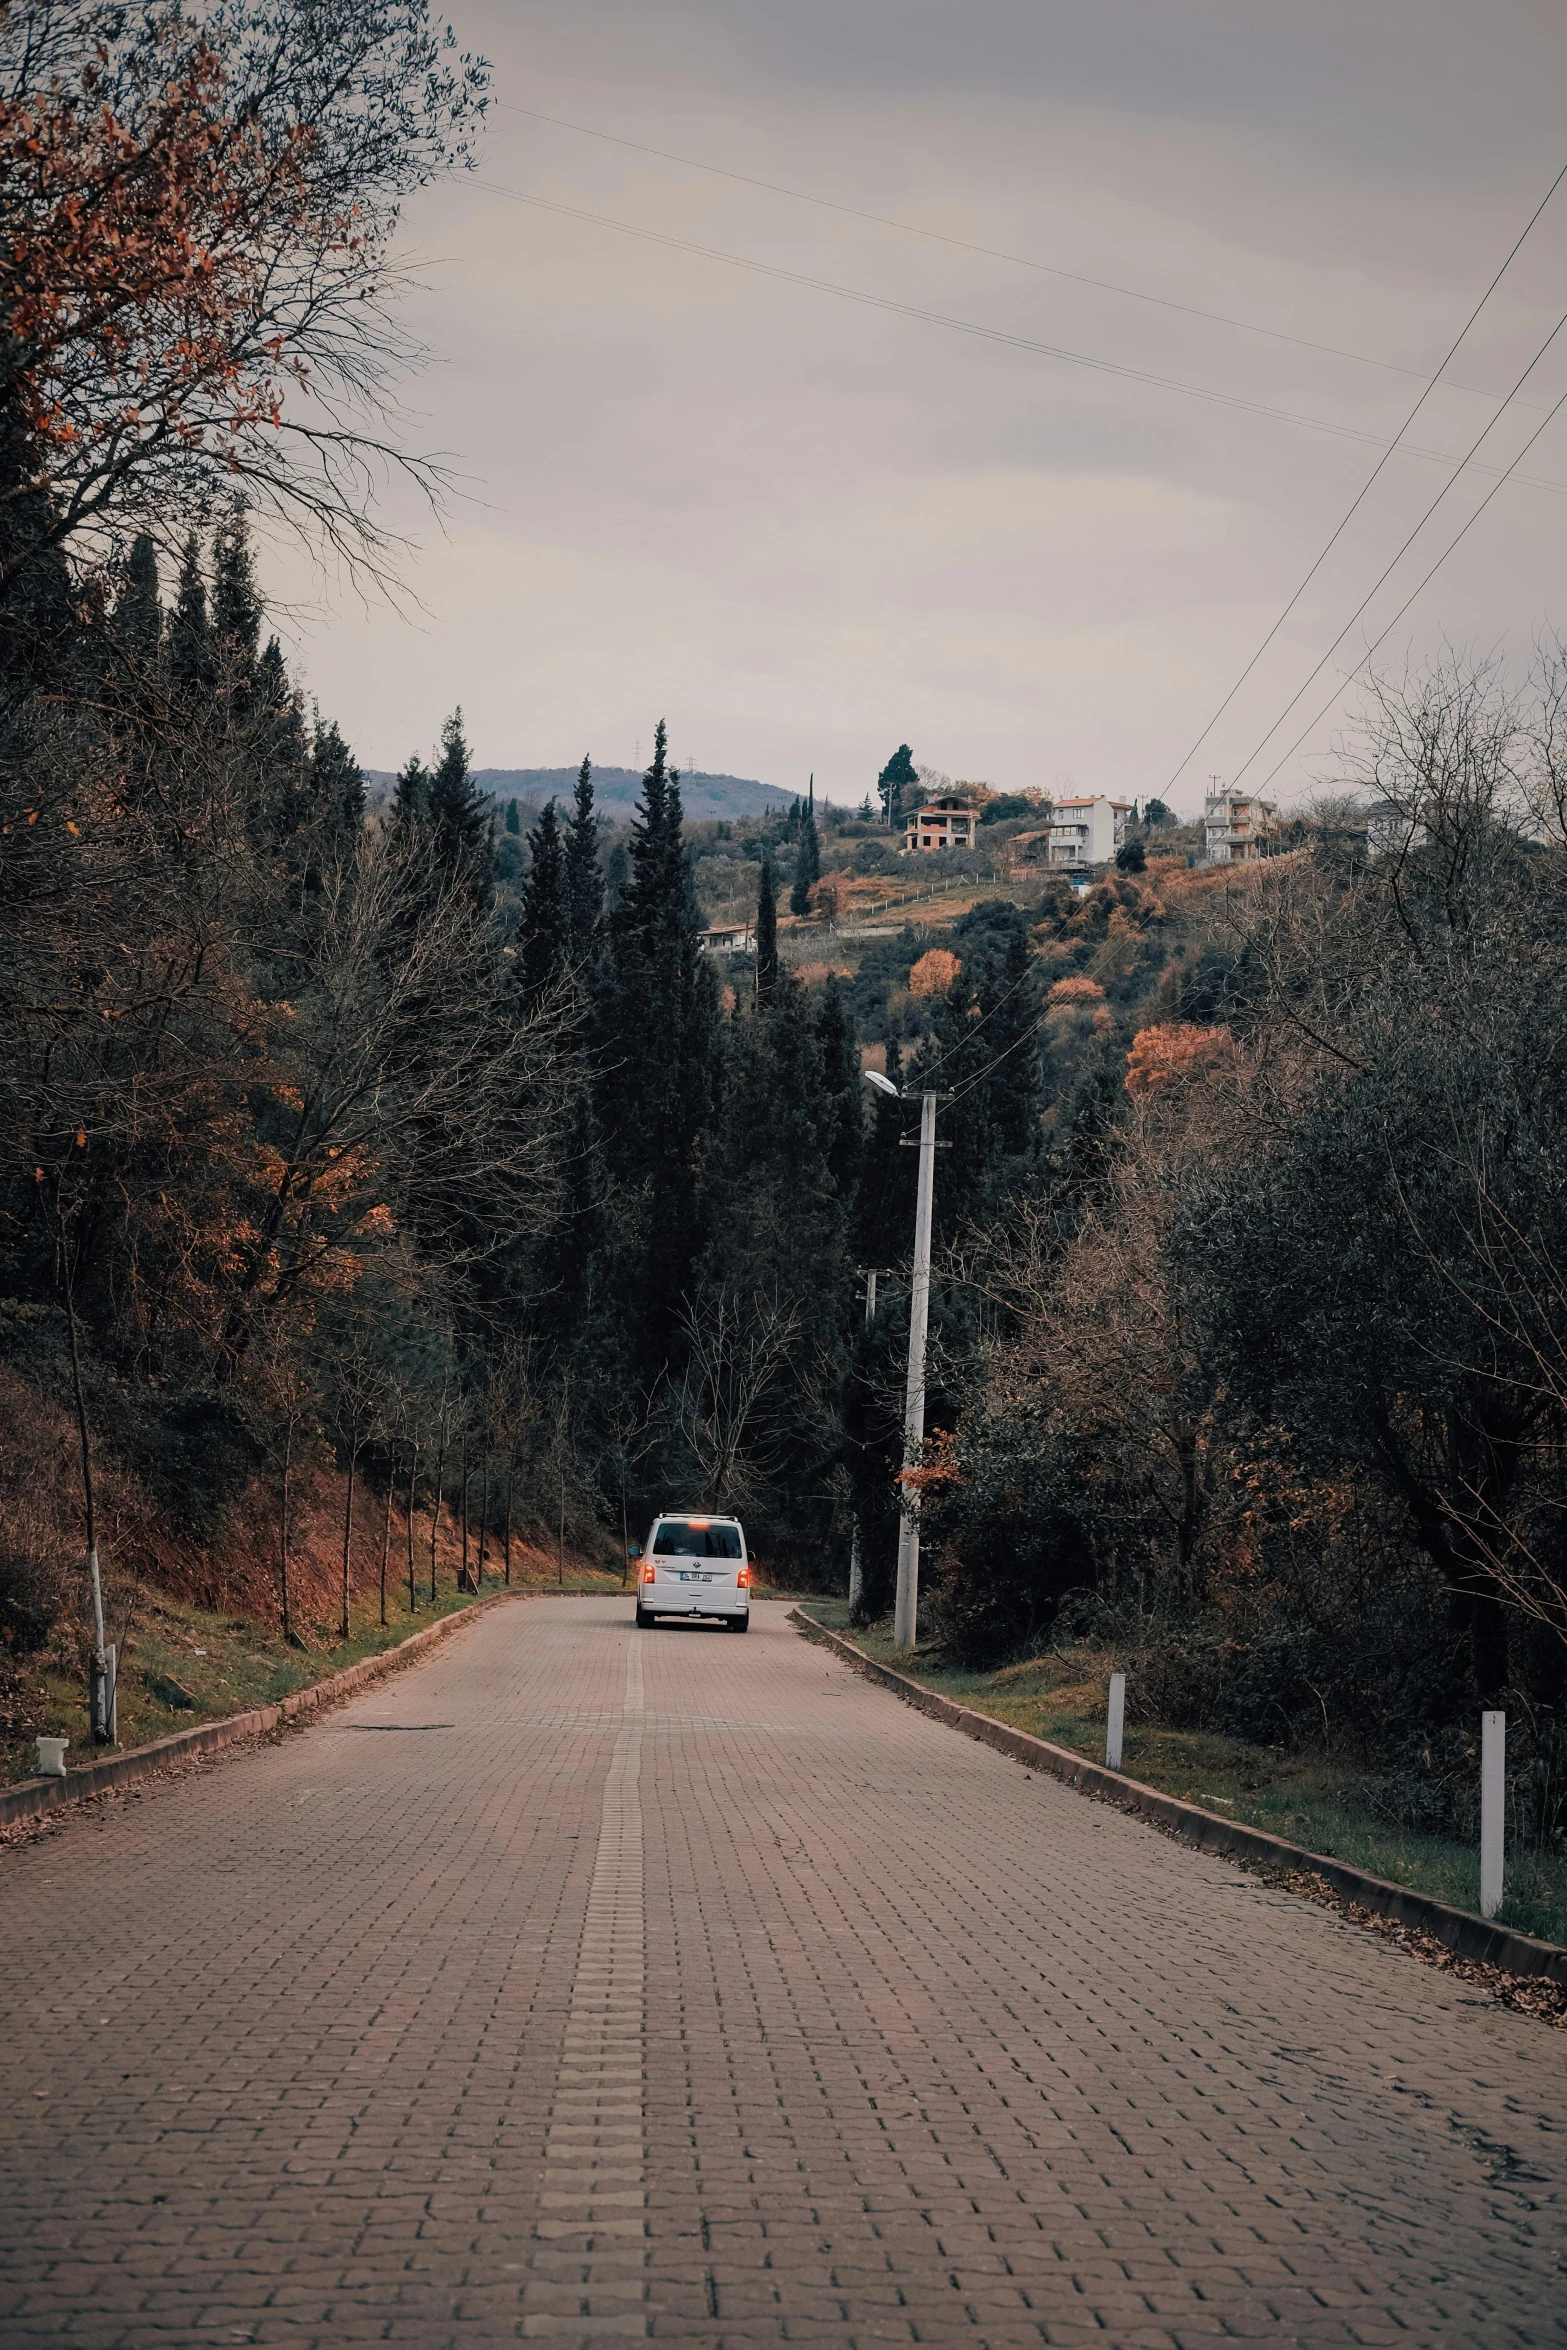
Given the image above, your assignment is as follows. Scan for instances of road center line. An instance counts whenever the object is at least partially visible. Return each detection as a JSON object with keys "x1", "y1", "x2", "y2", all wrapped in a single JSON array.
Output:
[{"x1": 523, "y1": 1635, "x2": 648, "y2": 2339}]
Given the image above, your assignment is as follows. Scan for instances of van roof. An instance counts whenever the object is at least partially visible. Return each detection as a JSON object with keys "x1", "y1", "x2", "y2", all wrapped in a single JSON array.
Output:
[{"x1": 656, "y1": 1510, "x2": 741, "y2": 1522}]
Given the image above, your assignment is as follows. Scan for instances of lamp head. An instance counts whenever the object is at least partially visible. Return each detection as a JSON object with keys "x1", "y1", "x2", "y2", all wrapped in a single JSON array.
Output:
[{"x1": 862, "y1": 1069, "x2": 901, "y2": 1098}]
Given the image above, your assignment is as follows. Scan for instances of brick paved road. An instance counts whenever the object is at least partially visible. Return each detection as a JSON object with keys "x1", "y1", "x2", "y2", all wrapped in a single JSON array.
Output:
[{"x1": 2, "y1": 1599, "x2": 1565, "y2": 2348}]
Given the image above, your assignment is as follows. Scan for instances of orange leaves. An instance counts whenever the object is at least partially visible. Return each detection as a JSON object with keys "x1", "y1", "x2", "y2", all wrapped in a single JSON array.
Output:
[
  {"x1": 1124, "y1": 1022, "x2": 1235, "y2": 1098},
  {"x1": 909, "y1": 948, "x2": 961, "y2": 999},
  {"x1": 1047, "y1": 973, "x2": 1105, "y2": 1008}
]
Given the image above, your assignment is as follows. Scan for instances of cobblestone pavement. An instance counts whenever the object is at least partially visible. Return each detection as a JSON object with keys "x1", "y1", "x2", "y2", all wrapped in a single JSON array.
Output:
[{"x1": 2, "y1": 1598, "x2": 1565, "y2": 2348}]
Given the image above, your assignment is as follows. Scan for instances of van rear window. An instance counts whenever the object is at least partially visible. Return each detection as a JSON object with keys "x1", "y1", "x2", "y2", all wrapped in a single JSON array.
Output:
[{"x1": 652, "y1": 1521, "x2": 742, "y2": 1559}]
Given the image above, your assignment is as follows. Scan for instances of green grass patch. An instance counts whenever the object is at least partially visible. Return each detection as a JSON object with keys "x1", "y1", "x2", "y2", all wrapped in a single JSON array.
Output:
[
  {"x1": 6, "y1": 1563, "x2": 630, "y2": 1787},
  {"x1": 801, "y1": 1603, "x2": 1567, "y2": 1950}
]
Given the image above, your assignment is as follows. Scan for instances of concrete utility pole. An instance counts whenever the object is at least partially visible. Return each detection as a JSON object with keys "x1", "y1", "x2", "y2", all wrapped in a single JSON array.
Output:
[{"x1": 895, "y1": 1091, "x2": 940, "y2": 1649}]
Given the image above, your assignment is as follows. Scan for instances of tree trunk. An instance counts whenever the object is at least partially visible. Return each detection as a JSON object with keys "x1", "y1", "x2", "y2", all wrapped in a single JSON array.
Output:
[
  {"x1": 503, "y1": 1457, "x2": 513, "y2": 1587},
  {"x1": 279, "y1": 1420, "x2": 294, "y2": 1646},
  {"x1": 477, "y1": 1450, "x2": 490, "y2": 1584},
  {"x1": 406, "y1": 1443, "x2": 419, "y2": 1612},
  {"x1": 378, "y1": 1466, "x2": 392, "y2": 1629},
  {"x1": 429, "y1": 1421, "x2": 447, "y2": 1603},
  {"x1": 458, "y1": 1432, "x2": 470, "y2": 1592},
  {"x1": 340, "y1": 1440, "x2": 357, "y2": 1643}
]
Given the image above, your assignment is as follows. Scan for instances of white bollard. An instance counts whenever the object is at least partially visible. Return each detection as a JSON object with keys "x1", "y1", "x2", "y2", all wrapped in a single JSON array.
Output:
[
  {"x1": 1106, "y1": 1672, "x2": 1126, "y2": 1772},
  {"x1": 36, "y1": 1736, "x2": 69, "y2": 1778},
  {"x1": 1480, "y1": 1710, "x2": 1505, "y2": 1920}
]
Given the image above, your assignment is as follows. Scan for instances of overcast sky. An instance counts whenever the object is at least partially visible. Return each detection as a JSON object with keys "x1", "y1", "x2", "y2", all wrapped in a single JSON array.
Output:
[{"x1": 273, "y1": 0, "x2": 1567, "y2": 814}]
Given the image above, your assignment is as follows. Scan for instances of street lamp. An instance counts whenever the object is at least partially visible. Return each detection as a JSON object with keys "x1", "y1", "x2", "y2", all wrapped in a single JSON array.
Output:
[{"x1": 862, "y1": 1070, "x2": 944, "y2": 1648}]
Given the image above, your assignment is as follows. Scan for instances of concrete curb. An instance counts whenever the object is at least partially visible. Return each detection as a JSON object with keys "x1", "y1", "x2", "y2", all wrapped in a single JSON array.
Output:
[
  {"x1": 1, "y1": 1587, "x2": 540, "y2": 1832},
  {"x1": 791, "y1": 1609, "x2": 1567, "y2": 1988}
]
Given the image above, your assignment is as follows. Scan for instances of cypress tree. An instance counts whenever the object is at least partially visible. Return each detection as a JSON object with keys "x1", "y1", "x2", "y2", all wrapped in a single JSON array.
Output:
[
  {"x1": 426, "y1": 709, "x2": 493, "y2": 901},
  {"x1": 168, "y1": 534, "x2": 212, "y2": 700},
  {"x1": 115, "y1": 534, "x2": 161, "y2": 675},
  {"x1": 876, "y1": 743, "x2": 917, "y2": 830},
  {"x1": 599, "y1": 719, "x2": 722, "y2": 1367},
  {"x1": 755, "y1": 856, "x2": 778, "y2": 1001},
  {"x1": 504, "y1": 797, "x2": 521, "y2": 836},
  {"x1": 790, "y1": 793, "x2": 821, "y2": 917},
  {"x1": 816, "y1": 977, "x2": 864, "y2": 1208},
  {"x1": 518, "y1": 799, "x2": 567, "y2": 999},
  {"x1": 212, "y1": 506, "x2": 263, "y2": 668},
  {"x1": 564, "y1": 755, "x2": 603, "y2": 962}
]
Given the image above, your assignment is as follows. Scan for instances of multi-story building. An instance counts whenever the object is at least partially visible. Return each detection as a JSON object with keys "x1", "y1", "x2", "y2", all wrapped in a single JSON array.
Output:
[
  {"x1": 1203, "y1": 789, "x2": 1278, "y2": 863},
  {"x1": 903, "y1": 794, "x2": 978, "y2": 854},
  {"x1": 1044, "y1": 795, "x2": 1131, "y2": 869}
]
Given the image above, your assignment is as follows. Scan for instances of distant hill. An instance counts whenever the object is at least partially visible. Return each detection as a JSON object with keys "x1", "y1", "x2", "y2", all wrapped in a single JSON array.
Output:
[{"x1": 364, "y1": 764, "x2": 803, "y2": 824}]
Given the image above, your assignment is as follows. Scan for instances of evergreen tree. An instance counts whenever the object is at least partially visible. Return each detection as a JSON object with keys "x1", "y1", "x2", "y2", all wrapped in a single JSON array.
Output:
[
  {"x1": 253, "y1": 635, "x2": 310, "y2": 837},
  {"x1": 564, "y1": 756, "x2": 603, "y2": 962},
  {"x1": 790, "y1": 793, "x2": 821, "y2": 917},
  {"x1": 426, "y1": 709, "x2": 492, "y2": 901},
  {"x1": 212, "y1": 505, "x2": 263, "y2": 669},
  {"x1": 168, "y1": 534, "x2": 212, "y2": 700},
  {"x1": 816, "y1": 977, "x2": 864, "y2": 1207},
  {"x1": 755, "y1": 856, "x2": 778, "y2": 1001},
  {"x1": 518, "y1": 799, "x2": 567, "y2": 999},
  {"x1": 504, "y1": 797, "x2": 521, "y2": 836},
  {"x1": 877, "y1": 743, "x2": 917, "y2": 830},
  {"x1": 312, "y1": 716, "x2": 366, "y2": 832},
  {"x1": 391, "y1": 756, "x2": 427, "y2": 827},
  {"x1": 114, "y1": 534, "x2": 162, "y2": 675},
  {"x1": 598, "y1": 719, "x2": 722, "y2": 1369}
]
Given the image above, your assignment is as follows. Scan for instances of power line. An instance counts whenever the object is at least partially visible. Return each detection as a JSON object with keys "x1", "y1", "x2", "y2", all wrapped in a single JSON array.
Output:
[
  {"x1": 1160, "y1": 156, "x2": 1567, "y2": 800},
  {"x1": 1254, "y1": 373, "x2": 1567, "y2": 793},
  {"x1": 1230, "y1": 299, "x2": 1567, "y2": 787},
  {"x1": 477, "y1": 179, "x2": 1567, "y2": 479},
  {"x1": 499, "y1": 102, "x2": 1533, "y2": 409}
]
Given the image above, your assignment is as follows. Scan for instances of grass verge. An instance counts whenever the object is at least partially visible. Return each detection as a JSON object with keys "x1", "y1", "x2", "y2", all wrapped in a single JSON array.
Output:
[
  {"x1": 6, "y1": 1563, "x2": 630, "y2": 1786},
  {"x1": 803, "y1": 1602, "x2": 1567, "y2": 1950}
]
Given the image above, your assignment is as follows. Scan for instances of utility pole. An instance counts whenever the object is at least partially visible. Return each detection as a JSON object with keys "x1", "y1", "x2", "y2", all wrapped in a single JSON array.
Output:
[{"x1": 894, "y1": 1091, "x2": 939, "y2": 1648}]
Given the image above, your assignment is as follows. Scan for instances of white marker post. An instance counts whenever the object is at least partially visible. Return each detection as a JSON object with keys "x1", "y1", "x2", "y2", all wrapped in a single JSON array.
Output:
[
  {"x1": 1480, "y1": 1710, "x2": 1505, "y2": 1920},
  {"x1": 1106, "y1": 1672, "x2": 1126, "y2": 1772}
]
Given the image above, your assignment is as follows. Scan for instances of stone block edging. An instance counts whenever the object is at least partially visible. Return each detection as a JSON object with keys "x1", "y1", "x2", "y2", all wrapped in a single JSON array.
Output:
[
  {"x1": 791, "y1": 1609, "x2": 1567, "y2": 1988},
  {"x1": 1, "y1": 1588, "x2": 536, "y2": 1832}
]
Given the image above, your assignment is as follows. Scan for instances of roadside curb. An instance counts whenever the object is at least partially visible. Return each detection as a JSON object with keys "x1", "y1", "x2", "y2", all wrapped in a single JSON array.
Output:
[
  {"x1": 1, "y1": 1587, "x2": 539, "y2": 1832},
  {"x1": 791, "y1": 1609, "x2": 1567, "y2": 1988}
]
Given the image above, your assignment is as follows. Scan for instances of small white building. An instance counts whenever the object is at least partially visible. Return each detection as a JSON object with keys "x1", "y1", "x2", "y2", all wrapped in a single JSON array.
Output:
[
  {"x1": 1045, "y1": 796, "x2": 1131, "y2": 869},
  {"x1": 904, "y1": 795, "x2": 978, "y2": 854},
  {"x1": 1204, "y1": 789, "x2": 1277, "y2": 864},
  {"x1": 700, "y1": 923, "x2": 754, "y2": 955}
]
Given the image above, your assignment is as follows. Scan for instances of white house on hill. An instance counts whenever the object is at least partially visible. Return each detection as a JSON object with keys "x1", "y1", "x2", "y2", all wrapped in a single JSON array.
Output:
[{"x1": 1045, "y1": 795, "x2": 1131, "y2": 869}]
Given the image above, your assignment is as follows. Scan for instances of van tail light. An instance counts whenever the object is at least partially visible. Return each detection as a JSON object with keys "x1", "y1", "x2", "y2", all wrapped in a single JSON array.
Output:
[
  {"x1": 737, "y1": 1564, "x2": 750, "y2": 1588},
  {"x1": 640, "y1": 1560, "x2": 656, "y2": 1584}
]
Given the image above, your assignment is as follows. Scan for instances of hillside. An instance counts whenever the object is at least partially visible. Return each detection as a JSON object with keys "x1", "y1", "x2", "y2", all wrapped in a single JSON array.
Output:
[{"x1": 365, "y1": 764, "x2": 803, "y2": 823}]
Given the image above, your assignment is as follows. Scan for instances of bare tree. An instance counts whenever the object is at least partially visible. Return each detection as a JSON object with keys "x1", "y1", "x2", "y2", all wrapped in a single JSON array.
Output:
[{"x1": 674, "y1": 1290, "x2": 802, "y2": 1515}]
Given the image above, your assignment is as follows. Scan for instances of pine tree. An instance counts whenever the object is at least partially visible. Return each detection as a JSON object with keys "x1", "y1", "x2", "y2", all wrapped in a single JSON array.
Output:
[
  {"x1": 518, "y1": 800, "x2": 567, "y2": 999},
  {"x1": 564, "y1": 756, "x2": 603, "y2": 963},
  {"x1": 755, "y1": 857, "x2": 778, "y2": 1001},
  {"x1": 876, "y1": 743, "x2": 917, "y2": 830},
  {"x1": 426, "y1": 709, "x2": 493, "y2": 901},
  {"x1": 312, "y1": 716, "x2": 366, "y2": 832},
  {"x1": 391, "y1": 756, "x2": 428, "y2": 827}
]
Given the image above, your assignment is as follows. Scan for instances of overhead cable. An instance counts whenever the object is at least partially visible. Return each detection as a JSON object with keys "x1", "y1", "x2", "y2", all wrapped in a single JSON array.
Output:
[
  {"x1": 1230, "y1": 300, "x2": 1567, "y2": 786},
  {"x1": 500, "y1": 102, "x2": 1530, "y2": 406},
  {"x1": 478, "y1": 179, "x2": 1567, "y2": 480},
  {"x1": 1159, "y1": 155, "x2": 1567, "y2": 799}
]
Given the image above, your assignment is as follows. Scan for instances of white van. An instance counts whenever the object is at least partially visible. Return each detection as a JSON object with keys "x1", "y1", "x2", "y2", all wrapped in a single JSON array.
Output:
[{"x1": 634, "y1": 1514, "x2": 750, "y2": 1632}]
